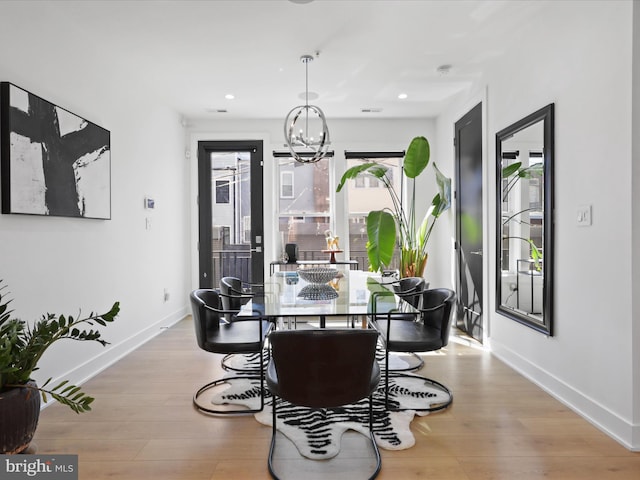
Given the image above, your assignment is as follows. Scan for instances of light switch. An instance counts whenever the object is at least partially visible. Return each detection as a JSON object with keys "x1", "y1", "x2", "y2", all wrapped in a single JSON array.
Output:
[{"x1": 577, "y1": 205, "x2": 592, "y2": 226}]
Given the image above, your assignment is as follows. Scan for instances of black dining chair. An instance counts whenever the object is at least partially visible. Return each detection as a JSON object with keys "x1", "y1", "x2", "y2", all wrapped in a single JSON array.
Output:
[
  {"x1": 219, "y1": 276, "x2": 256, "y2": 320},
  {"x1": 190, "y1": 288, "x2": 272, "y2": 415},
  {"x1": 266, "y1": 329, "x2": 382, "y2": 480},
  {"x1": 391, "y1": 277, "x2": 428, "y2": 308},
  {"x1": 374, "y1": 288, "x2": 455, "y2": 412},
  {"x1": 218, "y1": 277, "x2": 262, "y2": 372},
  {"x1": 386, "y1": 277, "x2": 428, "y2": 371}
]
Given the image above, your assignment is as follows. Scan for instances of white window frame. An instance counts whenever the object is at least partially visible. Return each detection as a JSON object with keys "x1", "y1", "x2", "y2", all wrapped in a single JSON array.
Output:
[{"x1": 280, "y1": 171, "x2": 294, "y2": 199}]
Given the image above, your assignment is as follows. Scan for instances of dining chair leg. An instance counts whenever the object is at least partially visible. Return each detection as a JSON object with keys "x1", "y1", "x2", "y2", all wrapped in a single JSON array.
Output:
[
  {"x1": 260, "y1": 351, "x2": 265, "y2": 412},
  {"x1": 368, "y1": 393, "x2": 382, "y2": 479},
  {"x1": 384, "y1": 348, "x2": 390, "y2": 410},
  {"x1": 383, "y1": 347, "x2": 452, "y2": 413},
  {"x1": 386, "y1": 352, "x2": 424, "y2": 372},
  {"x1": 193, "y1": 374, "x2": 265, "y2": 415},
  {"x1": 221, "y1": 351, "x2": 265, "y2": 373},
  {"x1": 268, "y1": 394, "x2": 381, "y2": 479},
  {"x1": 268, "y1": 395, "x2": 279, "y2": 479},
  {"x1": 194, "y1": 346, "x2": 267, "y2": 415}
]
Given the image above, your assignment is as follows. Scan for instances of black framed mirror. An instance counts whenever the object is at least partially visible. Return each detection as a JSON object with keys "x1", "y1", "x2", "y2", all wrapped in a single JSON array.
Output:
[{"x1": 496, "y1": 104, "x2": 554, "y2": 335}]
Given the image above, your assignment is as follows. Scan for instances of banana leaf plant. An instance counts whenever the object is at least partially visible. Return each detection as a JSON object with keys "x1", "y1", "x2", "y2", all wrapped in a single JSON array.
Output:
[
  {"x1": 337, "y1": 136, "x2": 451, "y2": 277},
  {"x1": 501, "y1": 161, "x2": 543, "y2": 269}
]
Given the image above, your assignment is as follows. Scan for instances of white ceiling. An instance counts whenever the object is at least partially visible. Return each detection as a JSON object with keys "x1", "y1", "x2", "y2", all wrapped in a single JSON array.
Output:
[{"x1": 12, "y1": 0, "x2": 548, "y2": 121}]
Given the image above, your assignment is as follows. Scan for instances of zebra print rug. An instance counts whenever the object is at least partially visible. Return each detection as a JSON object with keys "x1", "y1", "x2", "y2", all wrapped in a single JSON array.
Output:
[{"x1": 211, "y1": 352, "x2": 451, "y2": 460}]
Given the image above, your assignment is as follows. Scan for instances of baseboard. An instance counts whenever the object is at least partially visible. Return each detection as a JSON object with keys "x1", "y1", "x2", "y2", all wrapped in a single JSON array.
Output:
[
  {"x1": 39, "y1": 306, "x2": 189, "y2": 409},
  {"x1": 490, "y1": 339, "x2": 639, "y2": 451}
]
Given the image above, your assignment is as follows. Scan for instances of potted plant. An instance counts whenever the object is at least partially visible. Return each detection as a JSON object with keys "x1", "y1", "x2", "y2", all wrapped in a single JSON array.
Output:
[
  {"x1": 501, "y1": 160, "x2": 543, "y2": 269},
  {"x1": 337, "y1": 136, "x2": 451, "y2": 277},
  {"x1": 0, "y1": 279, "x2": 119, "y2": 454}
]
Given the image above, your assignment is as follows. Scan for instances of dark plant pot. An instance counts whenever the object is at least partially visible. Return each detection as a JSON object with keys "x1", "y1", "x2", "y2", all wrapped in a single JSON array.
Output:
[{"x1": 0, "y1": 380, "x2": 41, "y2": 454}]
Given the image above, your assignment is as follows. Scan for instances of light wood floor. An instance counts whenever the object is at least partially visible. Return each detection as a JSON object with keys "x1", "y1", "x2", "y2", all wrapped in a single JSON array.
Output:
[{"x1": 32, "y1": 317, "x2": 640, "y2": 479}]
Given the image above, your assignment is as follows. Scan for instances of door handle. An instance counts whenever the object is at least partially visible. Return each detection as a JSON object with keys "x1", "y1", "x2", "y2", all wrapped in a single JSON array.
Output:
[
  {"x1": 470, "y1": 250, "x2": 483, "y2": 256},
  {"x1": 250, "y1": 247, "x2": 262, "y2": 253}
]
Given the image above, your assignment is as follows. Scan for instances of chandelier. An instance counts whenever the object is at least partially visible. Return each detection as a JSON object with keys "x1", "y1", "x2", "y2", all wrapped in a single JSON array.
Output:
[{"x1": 284, "y1": 54, "x2": 331, "y2": 163}]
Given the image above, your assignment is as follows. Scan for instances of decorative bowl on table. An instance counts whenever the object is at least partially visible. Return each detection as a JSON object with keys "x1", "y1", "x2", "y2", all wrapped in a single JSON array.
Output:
[
  {"x1": 296, "y1": 267, "x2": 338, "y2": 285},
  {"x1": 297, "y1": 284, "x2": 339, "y2": 300},
  {"x1": 296, "y1": 267, "x2": 339, "y2": 300}
]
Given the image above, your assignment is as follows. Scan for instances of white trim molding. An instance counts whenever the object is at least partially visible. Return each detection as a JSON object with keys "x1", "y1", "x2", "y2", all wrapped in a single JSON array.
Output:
[{"x1": 491, "y1": 339, "x2": 640, "y2": 451}]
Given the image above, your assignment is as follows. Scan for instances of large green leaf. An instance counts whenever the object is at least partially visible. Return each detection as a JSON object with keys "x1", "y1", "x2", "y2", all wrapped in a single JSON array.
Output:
[
  {"x1": 502, "y1": 161, "x2": 522, "y2": 177},
  {"x1": 518, "y1": 163, "x2": 543, "y2": 178},
  {"x1": 336, "y1": 163, "x2": 388, "y2": 192},
  {"x1": 403, "y1": 136, "x2": 430, "y2": 179},
  {"x1": 417, "y1": 211, "x2": 430, "y2": 248},
  {"x1": 334, "y1": 136, "x2": 451, "y2": 277},
  {"x1": 433, "y1": 162, "x2": 451, "y2": 216},
  {"x1": 366, "y1": 210, "x2": 396, "y2": 272}
]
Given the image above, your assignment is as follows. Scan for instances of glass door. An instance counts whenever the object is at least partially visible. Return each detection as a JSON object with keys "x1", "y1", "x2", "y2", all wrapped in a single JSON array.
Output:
[{"x1": 197, "y1": 140, "x2": 264, "y2": 288}]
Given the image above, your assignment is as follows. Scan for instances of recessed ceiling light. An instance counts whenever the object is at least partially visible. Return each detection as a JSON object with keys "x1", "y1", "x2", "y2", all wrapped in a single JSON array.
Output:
[
  {"x1": 398, "y1": 93, "x2": 408, "y2": 100},
  {"x1": 225, "y1": 94, "x2": 235, "y2": 100},
  {"x1": 437, "y1": 64, "x2": 452, "y2": 75}
]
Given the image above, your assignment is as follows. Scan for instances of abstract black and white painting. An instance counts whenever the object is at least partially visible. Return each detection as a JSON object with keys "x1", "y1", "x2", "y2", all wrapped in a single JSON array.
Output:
[{"x1": 0, "y1": 82, "x2": 111, "y2": 219}]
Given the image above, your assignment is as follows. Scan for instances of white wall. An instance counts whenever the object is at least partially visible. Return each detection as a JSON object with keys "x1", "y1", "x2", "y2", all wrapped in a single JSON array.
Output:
[
  {"x1": 632, "y1": 0, "x2": 640, "y2": 447},
  {"x1": 187, "y1": 117, "x2": 439, "y2": 288},
  {"x1": 438, "y1": 1, "x2": 638, "y2": 448},
  {"x1": 0, "y1": 5, "x2": 190, "y2": 400}
]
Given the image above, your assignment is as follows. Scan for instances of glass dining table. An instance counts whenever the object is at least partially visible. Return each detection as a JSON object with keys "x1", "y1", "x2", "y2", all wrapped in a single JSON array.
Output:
[{"x1": 240, "y1": 269, "x2": 418, "y2": 328}]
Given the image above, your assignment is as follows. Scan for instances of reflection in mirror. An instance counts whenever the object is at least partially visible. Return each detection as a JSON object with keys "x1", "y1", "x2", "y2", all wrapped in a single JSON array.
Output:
[{"x1": 496, "y1": 104, "x2": 553, "y2": 335}]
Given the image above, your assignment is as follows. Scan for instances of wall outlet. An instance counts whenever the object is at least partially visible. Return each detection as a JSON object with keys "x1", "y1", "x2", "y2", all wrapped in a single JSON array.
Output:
[{"x1": 163, "y1": 288, "x2": 170, "y2": 302}]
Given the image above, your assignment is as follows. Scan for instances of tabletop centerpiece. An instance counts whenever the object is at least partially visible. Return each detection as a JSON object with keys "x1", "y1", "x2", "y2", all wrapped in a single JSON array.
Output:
[
  {"x1": 321, "y1": 230, "x2": 343, "y2": 264},
  {"x1": 296, "y1": 267, "x2": 340, "y2": 300}
]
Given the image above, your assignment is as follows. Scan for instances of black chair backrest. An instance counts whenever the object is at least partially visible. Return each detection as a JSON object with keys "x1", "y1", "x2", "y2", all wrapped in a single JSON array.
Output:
[
  {"x1": 220, "y1": 276, "x2": 245, "y2": 311},
  {"x1": 392, "y1": 277, "x2": 427, "y2": 308},
  {"x1": 190, "y1": 289, "x2": 223, "y2": 349},
  {"x1": 420, "y1": 288, "x2": 456, "y2": 347},
  {"x1": 269, "y1": 329, "x2": 379, "y2": 409}
]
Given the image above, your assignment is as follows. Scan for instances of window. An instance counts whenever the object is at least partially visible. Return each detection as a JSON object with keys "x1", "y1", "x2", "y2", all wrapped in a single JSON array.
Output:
[
  {"x1": 215, "y1": 179, "x2": 230, "y2": 204},
  {"x1": 354, "y1": 173, "x2": 388, "y2": 189},
  {"x1": 344, "y1": 153, "x2": 404, "y2": 271},
  {"x1": 280, "y1": 171, "x2": 294, "y2": 199},
  {"x1": 278, "y1": 157, "x2": 331, "y2": 261},
  {"x1": 272, "y1": 151, "x2": 404, "y2": 270}
]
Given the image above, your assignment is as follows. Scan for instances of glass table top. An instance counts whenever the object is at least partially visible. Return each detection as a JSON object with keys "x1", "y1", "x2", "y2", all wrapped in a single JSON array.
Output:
[{"x1": 242, "y1": 270, "x2": 418, "y2": 319}]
